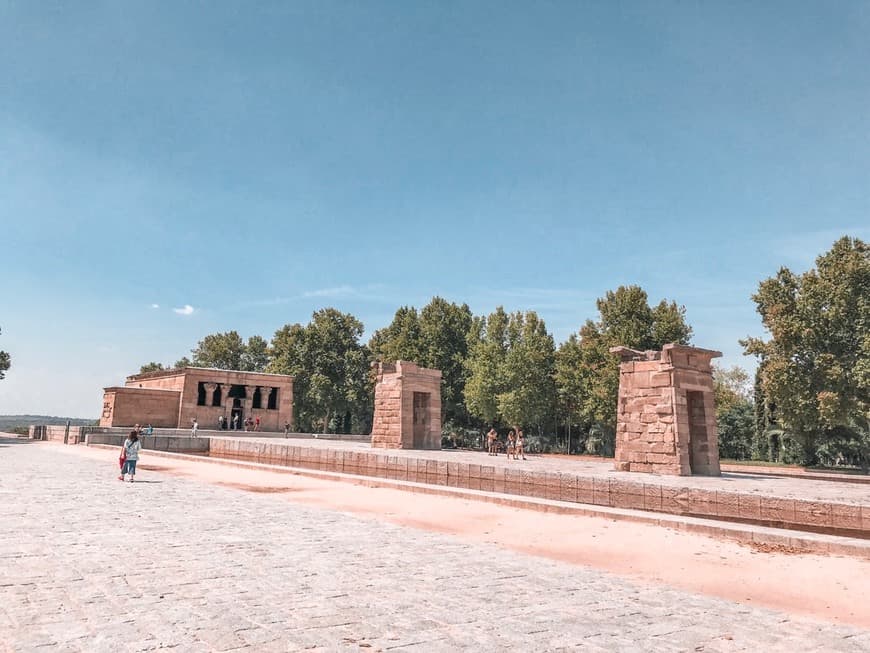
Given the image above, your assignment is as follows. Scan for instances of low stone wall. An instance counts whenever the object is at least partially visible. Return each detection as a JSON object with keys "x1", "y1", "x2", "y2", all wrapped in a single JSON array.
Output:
[
  {"x1": 31, "y1": 424, "x2": 369, "y2": 443},
  {"x1": 206, "y1": 439, "x2": 870, "y2": 538},
  {"x1": 29, "y1": 425, "x2": 93, "y2": 444},
  {"x1": 85, "y1": 433, "x2": 210, "y2": 454}
]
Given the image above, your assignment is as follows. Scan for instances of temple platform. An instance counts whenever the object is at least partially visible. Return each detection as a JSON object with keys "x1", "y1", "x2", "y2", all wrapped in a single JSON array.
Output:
[{"x1": 86, "y1": 434, "x2": 870, "y2": 538}]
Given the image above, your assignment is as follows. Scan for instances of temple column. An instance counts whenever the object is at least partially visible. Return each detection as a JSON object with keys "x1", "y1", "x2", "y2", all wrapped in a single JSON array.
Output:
[
  {"x1": 244, "y1": 385, "x2": 257, "y2": 414},
  {"x1": 203, "y1": 383, "x2": 218, "y2": 407},
  {"x1": 260, "y1": 386, "x2": 272, "y2": 410},
  {"x1": 221, "y1": 384, "x2": 233, "y2": 408}
]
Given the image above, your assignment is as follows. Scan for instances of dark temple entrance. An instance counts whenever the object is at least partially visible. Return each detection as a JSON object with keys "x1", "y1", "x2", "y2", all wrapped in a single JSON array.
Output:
[
  {"x1": 230, "y1": 398, "x2": 244, "y2": 430},
  {"x1": 412, "y1": 392, "x2": 431, "y2": 449},
  {"x1": 687, "y1": 391, "x2": 711, "y2": 474}
]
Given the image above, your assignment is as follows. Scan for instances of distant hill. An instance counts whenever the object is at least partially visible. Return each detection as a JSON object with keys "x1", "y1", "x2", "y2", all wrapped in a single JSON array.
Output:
[{"x1": 0, "y1": 415, "x2": 98, "y2": 431}]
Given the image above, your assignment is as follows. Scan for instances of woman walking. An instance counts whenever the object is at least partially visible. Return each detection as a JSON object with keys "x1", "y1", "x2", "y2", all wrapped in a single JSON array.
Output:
[{"x1": 118, "y1": 430, "x2": 141, "y2": 482}]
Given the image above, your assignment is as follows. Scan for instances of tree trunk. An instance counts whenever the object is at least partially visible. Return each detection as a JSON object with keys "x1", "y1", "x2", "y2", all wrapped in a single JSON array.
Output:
[{"x1": 323, "y1": 410, "x2": 330, "y2": 434}]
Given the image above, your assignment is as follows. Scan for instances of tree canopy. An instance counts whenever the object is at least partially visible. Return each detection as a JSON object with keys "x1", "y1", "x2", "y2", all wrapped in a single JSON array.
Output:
[
  {"x1": 464, "y1": 308, "x2": 556, "y2": 431},
  {"x1": 369, "y1": 297, "x2": 474, "y2": 424},
  {"x1": 555, "y1": 286, "x2": 693, "y2": 441},
  {"x1": 269, "y1": 309, "x2": 371, "y2": 433},
  {"x1": 713, "y1": 364, "x2": 754, "y2": 460},
  {"x1": 190, "y1": 331, "x2": 270, "y2": 372},
  {"x1": 742, "y1": 236, "x2": 869, "y2": 465}
]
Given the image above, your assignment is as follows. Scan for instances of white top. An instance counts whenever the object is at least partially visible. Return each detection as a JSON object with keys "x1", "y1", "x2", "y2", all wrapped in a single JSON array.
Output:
[{"x1": 123, "y1": 439, "x2": 141, "y2": 461}]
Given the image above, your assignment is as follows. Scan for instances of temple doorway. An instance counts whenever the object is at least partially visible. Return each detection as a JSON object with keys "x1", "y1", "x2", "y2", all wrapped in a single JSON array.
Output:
[
  {"x1": 231, "y1": 399, "x2": 243, "y2": 430},
  {"x1": 687, "y1": 391, "x2": 710, "y2": 474},
  {"x1": 412, "y1": 392, "x2": 430, "y2": 448}
]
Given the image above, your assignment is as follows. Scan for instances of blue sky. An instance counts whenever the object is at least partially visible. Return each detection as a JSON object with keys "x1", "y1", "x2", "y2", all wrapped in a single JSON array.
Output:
[{"x1": 1, "y1": 2, "x2": 868, "y2": 417}]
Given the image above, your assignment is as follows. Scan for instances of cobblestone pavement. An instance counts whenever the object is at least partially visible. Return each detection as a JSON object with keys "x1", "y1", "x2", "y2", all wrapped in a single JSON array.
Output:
[
  {"x1": 2, "y1": 438, "x2": 868, "y2": 652},
  {"x1": 216, "y1": 436, "x2": 870, "y2": 505}
]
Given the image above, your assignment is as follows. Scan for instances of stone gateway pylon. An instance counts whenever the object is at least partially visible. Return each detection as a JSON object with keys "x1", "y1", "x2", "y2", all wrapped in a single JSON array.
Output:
[
  {"x1": 370, "y1": 361, "x2": 442, "y2": 450},
  {"x1": 610, "y1": 344, "x2": 722, "y2": 476}
]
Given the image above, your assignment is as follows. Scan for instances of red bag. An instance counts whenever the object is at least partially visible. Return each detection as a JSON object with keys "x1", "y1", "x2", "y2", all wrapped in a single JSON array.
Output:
[{"x1": 119, "y1": 454, "x2": 126, "y2": 470}]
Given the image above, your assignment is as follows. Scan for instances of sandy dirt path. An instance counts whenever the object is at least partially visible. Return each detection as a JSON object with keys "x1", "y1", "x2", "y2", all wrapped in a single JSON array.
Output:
[{"x1": 60, "y1": 443, "x2": 870, "y2": 629}]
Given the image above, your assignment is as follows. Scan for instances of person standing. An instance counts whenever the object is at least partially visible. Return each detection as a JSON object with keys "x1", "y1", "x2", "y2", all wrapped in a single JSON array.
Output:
[
  {"x1": 191, "y1": 418, "x2": 199, "y2": 438},
  {"x1": 487, "y1": 427, "x2": 498, "y2": 456},
  {"x1": 232, "y1": 414, "x2": 240, "y2": 431},
  {"x1": 284, "y1": 422, "x2": 290, "y2": 437},
  {"x1": 218, "y1": 415, "x2": 224, "y2": 431},
  {"x1": 515, "y1": 428, "x2": 527, "y2": 460},
  {"x1": 254, "y1": 415, "x2": 260, "y2": 431},
  {"x1": 507, "y1": 430, "x2": 516, "y2": 460},
  {"x1": 118, "y1": 431, "x2": 141, "y2": 482}
]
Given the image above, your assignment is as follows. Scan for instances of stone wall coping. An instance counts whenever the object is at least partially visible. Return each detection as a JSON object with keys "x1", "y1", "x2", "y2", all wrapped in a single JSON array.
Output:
[
  {"x1": 103, "y1": 386, "x2": 181, "y2": 394},
  {"x1": 127, "y1": 366, "x2": 294, "y2": 383},
  {"x1": 610, "y1": 344, "x2": 723, "y2": 362},
  {"x1": 662, "y1": 343, "x2": 723, "y2": 358}
]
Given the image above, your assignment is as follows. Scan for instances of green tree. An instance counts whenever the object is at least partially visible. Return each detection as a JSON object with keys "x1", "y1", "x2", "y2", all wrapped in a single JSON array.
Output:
[
  {"x1": 497, "y1": 311, "x2": 557, "y2": 432},
  {"x1": 139, "y1": 362, "x2": 165, "y2": 374},
  {"x1": 370, "y1": 298, "x2": 474, "y2": 426},
  {"x1": 554, "y1": 334, "x2": 589, "y2": 450},
  {"x1": 268, "y1": 323, "x2": 310, "y2": 430},
  {"x1": 269, "y1": 309, "x2": 371, "y2": 433},
  {"x1": 464, "y1": 308, "x2": 510, "y2": 425},
  {"x1": 712, "y1": 364, "x2": 754, "y2": 460},
  {"x1": 418, "y1": 298, "x2": 474, "y2": 425},
  {"x1": 174, "y1": 356, "x2": 192, "y2": 368},
  {"x1": 717, "y1": 401, "x2": 754, "y2": 460},
  {"x1": 555, "y1": 286, "x2": 693, "y2": 451},
  {"x1": 465, "y1": 308, "x2": 556, "y2": 433},
  {"x1": 369, "y1": 306, "x2": 423, "y2": 363},
  {"x1": 0, "y1": 327, "x2": 10, "y2": 381},
  {"x1": 742, "y1": 236, "x2": 870, "y2": 465},
  {"x1": 191, "y1": 331, "x2": 259, "y2": 370},
  {"x1": 712, "y1": 364, "x2": 752, "y2": 417},
  {"x1": 241, "y1": 335, "x2": 270, "y2": 372}
]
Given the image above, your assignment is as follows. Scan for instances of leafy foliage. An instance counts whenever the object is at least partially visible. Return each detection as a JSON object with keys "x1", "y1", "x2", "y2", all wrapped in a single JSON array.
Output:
[
  {"x1": 742, "y1": 236, "x2": 869, "y2": 465},
  {"x1": 139, "y1": 362, "x2": 165, "y2": 374},
  {"x1": 175, "y1": 331, "x2": 272, "y2": 372},
  {"x1": 370, "y1": 297, "x2": 474, "y2": 424},
  {"x1": 241, "y1": 335, "x2": 271, "y2": 372},
  {"x1": 269, "y1": 309, "x2": 371, "y2": 433},
  {"x1": 712, "y1": 364, "x2": 754, "y2": 460},
  {"x1": 717, "y1": 400, "x2": 754, "y2": 460},
  {"x1": 465, "y1": 308, "x2": 556, "y2": 432},
  {"x1": 191, "y1": 331, "x2": 247, "y2": 370},
  {"x1": 555, "y1": 286, "x2": 693, "y2": 443}
]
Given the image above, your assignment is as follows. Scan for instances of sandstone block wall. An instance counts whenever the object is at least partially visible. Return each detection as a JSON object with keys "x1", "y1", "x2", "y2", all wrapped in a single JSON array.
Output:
[
  {"x1": 612, "y1": 344, "x2": 722, "y2": 476},
  {"x1": 101, "y1": 367, "x2": 294, "y2": 430},
  {"x1": 101, "y1": 387, "x2": 181, "y2": 428},
  {"x1": 371, "y1": 361, "x2": 442, "y2": 450}
]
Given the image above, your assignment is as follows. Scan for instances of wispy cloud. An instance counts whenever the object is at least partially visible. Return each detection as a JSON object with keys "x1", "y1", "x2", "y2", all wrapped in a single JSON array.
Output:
[
  {"x1": 227, "y1": 284, "x2": 392, "y2": 311},
  {"x1": 173, "y1": 304, "x2": 195, "y2": 316},
  {"x1": 302, "y1": 285, "x2": 356, "y2": 298},
  {"x1": 150, "y1": 303, "x2": 160, "y2": 309}
]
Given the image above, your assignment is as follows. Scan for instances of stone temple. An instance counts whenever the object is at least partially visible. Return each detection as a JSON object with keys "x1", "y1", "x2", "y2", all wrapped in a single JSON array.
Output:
[
  {"x1": 611, "y1": 344, "x2": 722, "y2": 476},
  {"x1": 101, "y1": 367, "x2": 294, "y2": 431},
  {"x1": 370, "y1": 361, "x2": 442, "y2": 450}
]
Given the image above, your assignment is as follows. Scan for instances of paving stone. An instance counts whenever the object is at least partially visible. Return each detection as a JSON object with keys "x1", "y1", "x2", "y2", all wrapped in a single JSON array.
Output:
[{"x1": 0, "y1": 439, "x2": 868, "y2": 652}]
